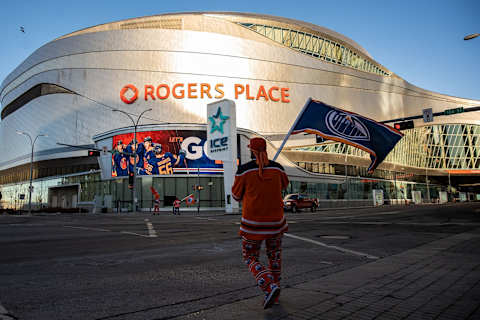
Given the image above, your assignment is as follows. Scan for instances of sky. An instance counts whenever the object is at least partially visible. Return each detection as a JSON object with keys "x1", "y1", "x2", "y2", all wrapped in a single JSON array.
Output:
[{"x1": 1, "y1": 0, "x2": 479, "y2": 100}]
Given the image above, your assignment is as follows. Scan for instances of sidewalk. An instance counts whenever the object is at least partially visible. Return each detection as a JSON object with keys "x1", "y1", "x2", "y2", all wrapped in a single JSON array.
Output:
[{"x1": 176, "y1": 228, "x2": 480, "y2": 320}]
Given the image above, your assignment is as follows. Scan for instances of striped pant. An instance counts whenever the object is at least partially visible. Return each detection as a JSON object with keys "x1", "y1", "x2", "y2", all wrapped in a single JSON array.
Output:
[{"x1": 242, "y1": 236, "x2": 282, "y2": 294}]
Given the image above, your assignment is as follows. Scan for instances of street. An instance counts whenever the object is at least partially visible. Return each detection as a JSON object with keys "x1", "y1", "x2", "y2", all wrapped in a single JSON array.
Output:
[{"x1": 1, "y1": 203, "x2": 479, "y2": 320}]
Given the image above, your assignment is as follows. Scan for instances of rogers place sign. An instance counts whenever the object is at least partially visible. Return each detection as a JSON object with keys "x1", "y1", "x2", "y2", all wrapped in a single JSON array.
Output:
[{"x1": 120, "y1": 83, "x2": 290, "y2": 104}]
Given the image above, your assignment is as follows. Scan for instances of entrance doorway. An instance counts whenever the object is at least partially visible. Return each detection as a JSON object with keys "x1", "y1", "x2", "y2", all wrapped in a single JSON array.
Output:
[{"x1": 48, "y1": 184, "x2": 80, "y2": 209}]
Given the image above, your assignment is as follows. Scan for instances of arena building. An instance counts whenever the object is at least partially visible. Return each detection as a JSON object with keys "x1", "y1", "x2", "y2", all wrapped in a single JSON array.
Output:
[{"x1": 1, "y1": 12, "x2": 479, "y2": 211}]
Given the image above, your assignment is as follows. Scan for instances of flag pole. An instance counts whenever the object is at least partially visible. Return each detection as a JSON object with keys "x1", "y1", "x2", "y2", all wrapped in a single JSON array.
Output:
[
  {"x1": 181, "y1": 193, "x2": 194, "y2": 202},
  {"x1": 273, "y1": 97, "x2": 312, "y2": 161}
]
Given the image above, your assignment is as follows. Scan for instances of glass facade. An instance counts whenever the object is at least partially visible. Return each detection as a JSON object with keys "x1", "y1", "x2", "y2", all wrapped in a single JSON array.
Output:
[
  {"x1": 238, "y1": 23, "x2": 390, "y2": 76},
  {"x1": 1, "y1": 169, "x2": 443, "y2": 210},
  {"x1": 1, "y1": 124, "x2": 476, "y2": 210},
  {"x1": 0, "y1": 172, "x2": 225, "y2": 211},
  {"x1": 286, "y1": 176, "x2": 442, "y2": 204},
  {"x1": 295, "y1": 124, "x2": 480, "y2": 170}
]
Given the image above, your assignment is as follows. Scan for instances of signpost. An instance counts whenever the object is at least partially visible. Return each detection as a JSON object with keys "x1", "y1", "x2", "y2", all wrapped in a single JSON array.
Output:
[
  {"x1": 444, "y1": 107, "x2": 464, "y2": 115},
  {"x1": 372, "y1": 189, "x2": 384, "y2": 206},
  {"x1": 206, "y1": 99, "x2": 238, "y2": 213},
  {"x1": 422, "y1": 108, "x2": 433, "y2": 123}
]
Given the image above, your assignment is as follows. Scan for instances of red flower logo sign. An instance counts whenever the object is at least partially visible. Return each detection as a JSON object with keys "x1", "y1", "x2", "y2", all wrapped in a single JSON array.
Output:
[{"x1": 120, "y1": 84, "x2": 139, "y2": 104}]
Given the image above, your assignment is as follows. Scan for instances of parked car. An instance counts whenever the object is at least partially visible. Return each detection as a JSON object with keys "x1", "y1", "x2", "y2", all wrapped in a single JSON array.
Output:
[{"x1": 283, "y1": 194, "x2": 318, "y2": 213}]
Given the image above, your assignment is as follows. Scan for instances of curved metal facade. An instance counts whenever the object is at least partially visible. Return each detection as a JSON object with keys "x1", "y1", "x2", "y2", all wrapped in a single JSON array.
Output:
[{"x1": 1, "y1": 11, "x2": 479, "y2": 174}]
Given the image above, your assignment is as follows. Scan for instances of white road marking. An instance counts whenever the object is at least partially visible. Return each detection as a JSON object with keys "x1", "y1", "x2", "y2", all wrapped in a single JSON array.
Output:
[
  {"x1": 64, "y1": 226, "x2": 110, "y2": 232},
  {"x1": 0, "y1": 301, "x2": 15, "y2": 320},
  {"x1": 196, "y1": 217, "x2": 218, "y2": 221},
  {"x1": 64, "y1": 224, "x2": 157, "y2": 238},
  {"x1": 7, "y1": 223, "x2": 46, "y2": 227},
  {"x1": 145, "y1": 219, "x2": 158, "y2": 238},
  {"x1": 313, "y1": 211, "x2": 402, "y2": 220},
  {"x1": 120, "y1": 231, "x2": 152, "y2": 238},
  {"x1": 284, "y1": 233, "x2": 379, "y2": 260}
]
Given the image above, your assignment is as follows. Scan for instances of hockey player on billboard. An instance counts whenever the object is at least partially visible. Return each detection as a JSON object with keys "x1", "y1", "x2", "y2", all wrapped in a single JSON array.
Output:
[
  {"x1": 111, "y1": 130, "x2": 222, "y2": 177},
  {"x1": 146, "y1": 144, "x2": 176, "y2": 175},
  {"x1": 112, "y1": 140, "x2": 129, "y2": 177},
  {"x1": 143, "y1": 136, "x2": 155, "y2": 167},
  {"x1": 124, "y1": 139, "x2": 146, "y2": 174}
]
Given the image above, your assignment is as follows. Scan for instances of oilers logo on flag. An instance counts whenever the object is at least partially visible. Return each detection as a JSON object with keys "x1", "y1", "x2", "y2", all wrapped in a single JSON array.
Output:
[
  {"x1": 326, "y1": 111, "x2": 370, "y2": 141},
  {"x1": 291, "y1": 99, "x2": 403, "y2": 172},
  {"x1": 185, "y1": 194, "x2": 195, "y2": 205}
]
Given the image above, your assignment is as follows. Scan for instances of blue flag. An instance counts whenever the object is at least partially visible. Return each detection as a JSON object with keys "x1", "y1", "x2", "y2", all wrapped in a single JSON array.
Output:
[{"x1": 290, "y1": 99, "x2": 404, "y2": 172}]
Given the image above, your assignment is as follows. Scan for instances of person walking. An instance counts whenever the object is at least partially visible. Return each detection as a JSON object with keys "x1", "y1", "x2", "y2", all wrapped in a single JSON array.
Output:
[
  {"x1": 232, "y1": 137, "x2": 289, "y2": 309},
  {"x1": 153, "y1": 197, "x2": 160, "y2": 214},
  {"x1": 173, "y1": 197, "x2": 181, "y2": 215},
  {"x1": 150, "y1": 186, "x2": 160, "y2": 215}
]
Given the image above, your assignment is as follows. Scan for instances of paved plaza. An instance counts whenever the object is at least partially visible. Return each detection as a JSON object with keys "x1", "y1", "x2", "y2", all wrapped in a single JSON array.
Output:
[
  {"x1": 184, "y1": 227, "x2": 480, "y2": 320},
  {"x1": 1, "y1": 203, "x2": 479, "y2": 319}
]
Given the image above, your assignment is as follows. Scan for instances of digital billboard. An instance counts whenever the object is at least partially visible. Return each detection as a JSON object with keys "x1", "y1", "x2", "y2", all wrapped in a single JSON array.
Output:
[{"x1": 111, "y1": 130, "x2": 223, "y2": 177}]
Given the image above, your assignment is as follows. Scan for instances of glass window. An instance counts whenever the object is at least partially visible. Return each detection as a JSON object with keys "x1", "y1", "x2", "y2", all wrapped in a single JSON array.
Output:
[
  {"x1": 141, "y1": 177, "x2": 153, "y2": 208},
  {"x1": 298, "y1": 32, "x2": 305, "y2": 50},
  {"x1": 317, "y1": 38, "x2": 324, "y2": 57},
  {"x1": 305, "y1": 34, "x2": 313, "y2": 52},
  {"x1": 165, "y1": 177, "x2": 177, "y2": 197},
  {"x1": 282, "y1": 29, "x2": 290, "y2": 46},
  {"x1": 323, "y1": 40, "x2": 331, "y2": 60},
  {"x1": 265, "y1": 26, "x2": 273, "y2": 38},
  {"x1": 176, "y1": 177, "x2": 188, "y2": 202},
  {"x1": 311, "y1": 37, "x2": 319, "y2": 53},
  {"x1": 291, "y1": 31, "x2": 299, "y2": 48},
  {"x1": 238, "y1": 23, "x2": 390, "y2": 76},
  {"x1": 274, "y1": 28, "x2": 282, "y2": 42}
]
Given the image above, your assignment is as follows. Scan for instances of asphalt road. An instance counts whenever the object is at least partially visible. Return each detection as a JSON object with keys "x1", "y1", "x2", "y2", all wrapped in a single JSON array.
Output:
[{"x1": 1, "y1": 203, "x2": 479, "y2": 320}]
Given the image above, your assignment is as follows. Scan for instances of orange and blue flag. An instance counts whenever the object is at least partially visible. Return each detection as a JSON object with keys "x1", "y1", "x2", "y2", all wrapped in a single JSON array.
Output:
[
  {"x1": 289, "y1": 99, "x2": 404, "y2": 172},
  {"x1": 183, "y1": 194, "x2": 196, "y2": 206}
]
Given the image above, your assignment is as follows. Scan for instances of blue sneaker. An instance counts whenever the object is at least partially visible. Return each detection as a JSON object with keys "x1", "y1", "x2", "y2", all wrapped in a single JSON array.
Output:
[{"x1": 263, "y1": 285, "x2": 280, "y2": 309}]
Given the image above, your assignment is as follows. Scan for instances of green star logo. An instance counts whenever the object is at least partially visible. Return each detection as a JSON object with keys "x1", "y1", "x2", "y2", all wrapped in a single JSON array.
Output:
[{"x1": 208, "y1": 107, "x2": 230, "y2": 134}]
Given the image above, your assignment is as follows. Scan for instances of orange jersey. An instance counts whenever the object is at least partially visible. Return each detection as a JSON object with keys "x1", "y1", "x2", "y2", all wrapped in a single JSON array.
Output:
[{"x1": 232, "y1": 160, "x2": 289, "y2": 240}]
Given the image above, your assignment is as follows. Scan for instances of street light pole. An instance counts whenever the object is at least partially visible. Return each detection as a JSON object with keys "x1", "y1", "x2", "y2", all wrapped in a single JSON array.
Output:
[
  {"x1": 344, "y1": 152, "x2": 348, "y2": 200},
  {"x1": 426, "y1": 167, "x2": 430, "y2": 203},
  {"x1": 16, "y1": 131, "x2": 47, "y2": 214},
  {"x1": 393, "y1": 164, "x2": 397, "y2": 205},
  {"x1": 112, "y1": 108, "x2": 152, "y2": 212}
]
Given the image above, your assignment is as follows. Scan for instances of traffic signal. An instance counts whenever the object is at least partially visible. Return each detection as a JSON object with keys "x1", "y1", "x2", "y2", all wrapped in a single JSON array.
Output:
[
  {"x1": 393, "y1": 120, "x2": 414, "y2": 130},
  {"x1": 88, "y1": 150, "x2": 101, "y2": 157},
  {"x1": 128, "y1": 172, "x2": 134, "y2": 189}
]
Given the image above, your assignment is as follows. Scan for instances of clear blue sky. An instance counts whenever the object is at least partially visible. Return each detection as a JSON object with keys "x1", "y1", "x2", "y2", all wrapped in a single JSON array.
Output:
[{"x1": 1, "y1": 0, "x2": 479, "y2": 100}]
